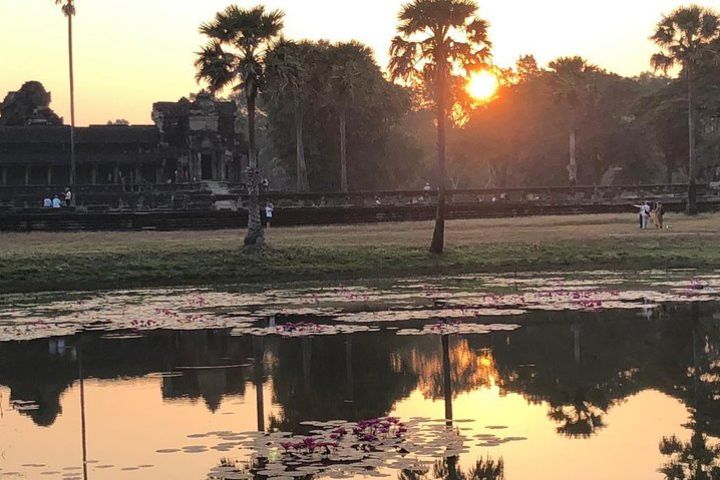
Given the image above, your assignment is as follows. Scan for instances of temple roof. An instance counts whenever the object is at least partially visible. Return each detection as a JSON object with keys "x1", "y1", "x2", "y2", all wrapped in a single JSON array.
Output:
[
  {"x1": 153, "y1": 100, "x2": 236, "y2": 117},
  {"x1": 0, "y1": 125, "x2": 159, "y2": 144}
]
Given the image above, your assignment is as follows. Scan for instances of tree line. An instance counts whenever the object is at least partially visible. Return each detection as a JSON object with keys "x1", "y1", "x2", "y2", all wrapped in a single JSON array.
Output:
[
  {"x1": 48, "y1": 1, "x2": 719, "y2": 251},
  {"x1": 192, "y1": 1, "x2": 720, "y2": 250}
]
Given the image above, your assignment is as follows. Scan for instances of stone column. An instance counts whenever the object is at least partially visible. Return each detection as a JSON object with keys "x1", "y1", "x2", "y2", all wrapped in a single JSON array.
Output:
[
  {"x1": 24, "y1": 166, "x2": 30, "y2": 185},
  {"x1": 1, "y1": 167, "x2": 6, "y2": 186},
  {"x1": 91, "y1": 165, "x2": 98, "y2": 185},
  {"x1": 47, "y1": 166, "x2": 53, "y2": 185}
]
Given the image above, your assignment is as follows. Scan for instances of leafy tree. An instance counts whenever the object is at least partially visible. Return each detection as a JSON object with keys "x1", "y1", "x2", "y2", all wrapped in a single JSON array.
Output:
[
  {"x1": 264, "y1": 39, "x2": 317, "y2": 192},
  {"x1": 651, "y1": 5, "x2": 720, "y2": 215},
  {"x1": 389, "y1": 0, "x2": 492, "y2": 254},
  {"x1": 264, "y1": 40, "x2": 411, "y2": 192},
  {"x1": 196, "y1": 4, "x2": 284, "y2": 247},
  {"x1": 326, "y1": 42, "x2": 382, "y2": 193},
  {"x1": 548, "y1": 56, "x2": 600, "y2": 185}
]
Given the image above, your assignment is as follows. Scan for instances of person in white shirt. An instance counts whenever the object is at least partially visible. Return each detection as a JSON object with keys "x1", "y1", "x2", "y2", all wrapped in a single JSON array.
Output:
[
  {"x1": 43, "y1": 197, "x2": 52, "y2": 208},
  {"x1": 64, "y1": 188, "x2": 72, "y2": 206},
  {"x1": 634, "y1": 202, "x2": 651, "y2": 229},
  {"x1": 265, "y1": 202, "x2": 274, "y2": 228},
  {"x1": 52, "y1": 195, "x2": 62, "y2": 209}
]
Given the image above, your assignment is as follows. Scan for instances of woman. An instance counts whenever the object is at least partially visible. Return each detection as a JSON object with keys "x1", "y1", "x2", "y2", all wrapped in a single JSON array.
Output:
[{"x1": 654, "y1": 202, "x2": 665, "y2": 229}]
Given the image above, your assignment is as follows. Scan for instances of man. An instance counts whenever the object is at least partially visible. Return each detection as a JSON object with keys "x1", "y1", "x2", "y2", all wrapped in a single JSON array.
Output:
[
  {"x1": 64, "y1": 188, "x2": 72, "y2": 206},
  {"x1": 43, "y1": 196, "x2": 52, "y2": 208},
  {"x1": 52, "y1": 195, "x2": 62, "y2": 209},
  {"x1": 265, "y1": 202, "x2": 274, "y2": 228}
]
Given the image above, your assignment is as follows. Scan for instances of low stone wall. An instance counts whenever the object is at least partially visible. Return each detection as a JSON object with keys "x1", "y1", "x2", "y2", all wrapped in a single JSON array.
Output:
[{"x1": 1, "y1": 199, "x2": 716, "y2": 232}]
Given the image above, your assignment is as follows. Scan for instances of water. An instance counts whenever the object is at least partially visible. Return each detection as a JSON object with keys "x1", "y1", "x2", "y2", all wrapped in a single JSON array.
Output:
[{"x1": 0, "y1": 273, "x2": 719, "y2": 479}]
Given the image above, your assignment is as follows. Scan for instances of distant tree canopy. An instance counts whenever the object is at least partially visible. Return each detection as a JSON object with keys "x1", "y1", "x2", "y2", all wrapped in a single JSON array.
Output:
[
  {"x1": 261, "y1": 40, "x2": 412, "y2": 191},
  {"x1": 4, "y1": 8, "x2": 719, "y2": 193},
  {"x1": 256, "y1": 42, "x2": 720, "y2": 191}
]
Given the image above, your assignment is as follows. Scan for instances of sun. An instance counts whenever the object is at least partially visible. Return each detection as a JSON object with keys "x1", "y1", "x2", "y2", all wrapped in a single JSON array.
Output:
[{"x1": 466, "y1": 70, "x2": 499, "y2": 102}]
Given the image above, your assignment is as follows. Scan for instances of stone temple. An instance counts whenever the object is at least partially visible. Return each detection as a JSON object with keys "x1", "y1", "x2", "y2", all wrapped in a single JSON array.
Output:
[{"x1": 0, "y1": 83, "x2": 247, "y2": 187}]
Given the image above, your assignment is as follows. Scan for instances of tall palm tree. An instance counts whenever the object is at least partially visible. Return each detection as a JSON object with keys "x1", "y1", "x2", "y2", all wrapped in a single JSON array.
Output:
[
  {"x1": 264, "y1": 39, "x2": 314, "y2": 192},
  {"x1": 326, "y1": 42, "x2": 374, "y2": 193},
  {"x1": 651, "y1": 5, "x2": 720, "y2": 215},
  {"x1": 196, "y1": 5, "x2": 284, "y2": 247},
  {"x1": 389, "y1": 0, "x2": 492, "y2": 254},
  {"x1": 55, "y1": 0, "x2": 76, "y2": 204},
  {"x1": 548, "y1": 56, "x2": 598, "y2": 186}
]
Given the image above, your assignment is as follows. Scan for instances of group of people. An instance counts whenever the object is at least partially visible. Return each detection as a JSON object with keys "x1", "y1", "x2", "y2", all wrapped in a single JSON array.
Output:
[
  {"x1": 635, "y1": 201, "x2": 665, "y2": 229},
  {"x1": 42, "y1": 188, "x2": 72, "y2": 209}
]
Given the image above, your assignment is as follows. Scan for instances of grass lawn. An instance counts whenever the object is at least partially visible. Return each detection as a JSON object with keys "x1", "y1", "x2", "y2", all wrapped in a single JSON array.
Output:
[{"x1": 1, "y1": 213, "x2": 719, "y2": 293}]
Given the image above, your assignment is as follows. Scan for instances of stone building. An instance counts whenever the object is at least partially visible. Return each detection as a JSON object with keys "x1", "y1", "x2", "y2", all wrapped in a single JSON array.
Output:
[
  {"x1": 152, "y1": 93, "x2": 244, "y2": 183},
  {"x1": 0, "y1": 88, "x2": 244, "y2": 187},
  {"x1": 0, "y1": 124, "x2": 160, "y2": 186}
]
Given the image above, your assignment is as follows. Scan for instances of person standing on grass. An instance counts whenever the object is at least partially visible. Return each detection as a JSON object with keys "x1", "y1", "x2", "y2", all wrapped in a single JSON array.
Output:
[
  {"x1": 634, "y1": 203, "x2": 644, "y2": 228},
  {"x1": 634, "y1": 202, "x2": 651, "y2": 229},
  {"x1": 642, "y1": 202, "x2": 651, "y2": 229},
  {"x1": 265, "y1": 202, "x2": 274, "y2": 228},
  {"x1": 655, "y1": 202, "x2": 665, "y2": 229}
]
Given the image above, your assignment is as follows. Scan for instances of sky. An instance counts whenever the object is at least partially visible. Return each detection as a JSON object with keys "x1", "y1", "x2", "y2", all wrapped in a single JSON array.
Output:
[{"x1": 2, "y1": 0, "x2": 720, "y2": 126}]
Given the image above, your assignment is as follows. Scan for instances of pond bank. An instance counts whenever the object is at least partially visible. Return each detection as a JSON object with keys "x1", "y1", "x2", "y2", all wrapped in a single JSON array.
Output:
[{"x1": 2, "y1": 234, "x2": 719, "y2": 293}]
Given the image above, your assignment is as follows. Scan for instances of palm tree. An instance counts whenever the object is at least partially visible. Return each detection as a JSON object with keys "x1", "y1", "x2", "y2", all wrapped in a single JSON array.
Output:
[
  {"x1": 651, "y1": 5, "x2": 720, "y2": 215},
  {"x1": 55, "y1": 0, "x2": 76, "y2": 204},
  {"x1": 548, "y1": 56, "x2": 599, "y2": 186},
  {"x1": 389, "y1": 0, "x2": 492, "y2": 254},
  {"x1": 326, "y1": 42, "x2": 377, "y2": 193},
  {"x1": 196, "y1": 5, "x2": 284, "y2": 247},
  {"x1": 264, "y1": 40, "x2": 315, "y2": 192}
]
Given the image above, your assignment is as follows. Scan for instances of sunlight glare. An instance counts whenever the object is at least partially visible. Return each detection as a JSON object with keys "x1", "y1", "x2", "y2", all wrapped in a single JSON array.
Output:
[{"x1": 466, "y1": 70, "x2": 499, "y2": 102}]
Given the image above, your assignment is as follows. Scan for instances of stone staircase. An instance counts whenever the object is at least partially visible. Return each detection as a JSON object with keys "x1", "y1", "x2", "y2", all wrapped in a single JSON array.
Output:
[{"x1": 204, "y1": 181, "x2": 238, "y2": 211}]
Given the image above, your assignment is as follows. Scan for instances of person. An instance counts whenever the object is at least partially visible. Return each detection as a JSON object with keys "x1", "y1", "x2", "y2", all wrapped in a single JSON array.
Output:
[
  {"x1": 634, "y1": 202, "x2": 649, "y2": 229},
  {"x1": 265, "y1": 202, "x2": 274, "y2": 228},
  {"x1": 423, "y1": 182, "x2": 432, "y2": 192},
  {"x1": 52, "y1": 195, "x2": 62, "y2": 209},
  {"x1": 655, "y1": 202, "x2": 665, "y2": 229},
  {"x1": 43, "y1": 196, "x2": 52, "y2": 208},
  {"x1": 64, "y1": 188, "x2": 72, "y2": 206},
  {"x1": 642, "y1": 202, "x2": 651, "y2": 229}
]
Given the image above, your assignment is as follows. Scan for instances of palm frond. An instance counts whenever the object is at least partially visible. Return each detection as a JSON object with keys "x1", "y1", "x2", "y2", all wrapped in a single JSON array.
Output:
[{"x1": 54, "y1": 0, "x2": 75, "y2": 17}]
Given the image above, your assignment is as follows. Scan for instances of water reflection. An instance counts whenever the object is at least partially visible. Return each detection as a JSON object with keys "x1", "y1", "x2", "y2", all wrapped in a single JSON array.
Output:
[
  {"x1": 0, "y1": 303, "x2": 717, "y2": 478},
  {"x1": 658, "y1": 304, "x2": 720, "y2": 480}
]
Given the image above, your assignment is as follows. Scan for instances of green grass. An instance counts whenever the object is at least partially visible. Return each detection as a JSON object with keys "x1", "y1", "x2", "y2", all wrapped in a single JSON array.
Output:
[{"x1": 2, "y1": 234, "x2": 719, "y2": 294}]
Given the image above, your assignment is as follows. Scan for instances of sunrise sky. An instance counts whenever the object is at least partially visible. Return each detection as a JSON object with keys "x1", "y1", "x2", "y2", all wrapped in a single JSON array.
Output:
[{"x1": 2, "y1": 0, "x2": 719, "y2": 126}]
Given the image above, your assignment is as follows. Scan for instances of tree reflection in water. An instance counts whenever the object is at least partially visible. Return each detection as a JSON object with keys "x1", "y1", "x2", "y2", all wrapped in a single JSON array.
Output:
[
  {"x1": 399, "y1": 457, "x2": 505, "y2": 480},
  {"x1": 658, "y1": 304, "x2": 720, "y2": 480},
  {"x1": 434, "y1": 335, "x2": 505, "y2": 480}
]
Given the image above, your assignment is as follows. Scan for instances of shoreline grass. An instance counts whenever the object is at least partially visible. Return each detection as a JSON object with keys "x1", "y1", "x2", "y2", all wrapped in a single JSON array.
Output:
[{"x1": 2, "y1": 213, "x2": 719, "y2": 294}]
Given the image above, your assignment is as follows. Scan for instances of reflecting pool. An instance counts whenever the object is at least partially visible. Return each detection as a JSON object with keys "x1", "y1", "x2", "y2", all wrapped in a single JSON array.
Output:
[{"x1": 0, "y1": 273, "x2": 719, "y2": 479}]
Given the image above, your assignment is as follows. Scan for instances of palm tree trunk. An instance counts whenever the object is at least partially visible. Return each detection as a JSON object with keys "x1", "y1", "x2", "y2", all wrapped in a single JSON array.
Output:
[
  {"x1": 339, "y1": 110, "x2": 348, "y2": 193},
  {"x1": 687, "y1": 67, "x2": 698, "y2": 216},
  {"x1": 441, "y1": 335, "x2": 453, "y2": 423},
  {"x1": 244, "y1": 93, "x2": 264, "y2": 247},
  {"x1": 67, "y1": 13, "x2": 77, "y2": 206},
  {"x1": 430, "y1": 69, "x2": 447, "y2": 254},
  {"x1": 296, "y1": 112, "x2": 309, "y2": 192},
  {"x1": 253, "y1": 336, "x2": 265, "y2": 432},
  {"x1": 568, "y1": 129, "x2": 578, "y2": 186}
]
